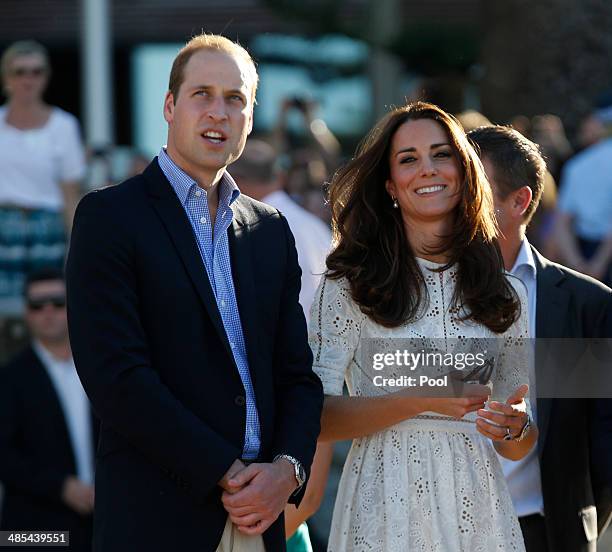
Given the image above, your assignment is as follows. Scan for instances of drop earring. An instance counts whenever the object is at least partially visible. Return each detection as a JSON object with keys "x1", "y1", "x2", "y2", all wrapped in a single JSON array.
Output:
[{"x1": 392, "y1": 196, "x2": 399, "y2": 209}]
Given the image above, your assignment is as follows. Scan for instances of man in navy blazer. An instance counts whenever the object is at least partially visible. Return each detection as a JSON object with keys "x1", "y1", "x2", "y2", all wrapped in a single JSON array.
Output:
[
  {"x1": 469, "y1": 125, "x2": 612, "y2": 552},
  {"x1": 0, "y1": 268, "x2": 97, "y2": 552},
  {"x1": 66, "y1": 34, "x2": 323, "y2": 552}
]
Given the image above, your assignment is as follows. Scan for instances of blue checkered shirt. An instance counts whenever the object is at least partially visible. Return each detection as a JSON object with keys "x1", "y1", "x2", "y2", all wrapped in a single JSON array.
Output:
[{"x1": 158, "y1": 148, "x2": 261, "y2": 459}]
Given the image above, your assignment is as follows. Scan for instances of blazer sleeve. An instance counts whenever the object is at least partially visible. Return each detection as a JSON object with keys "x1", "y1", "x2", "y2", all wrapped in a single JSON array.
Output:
[
  {"x1": 270, "y1": 215, "x2": 323, "y2": 505},
  {"x1": 66, "y1": 191, "x2": 241, "y2": 500},
  {"x1": 589, "y1": 292, "x2": 612, "y2": 522},
  {"x1": 0, "y1": 366, "x2": 68, "y2": 502}
]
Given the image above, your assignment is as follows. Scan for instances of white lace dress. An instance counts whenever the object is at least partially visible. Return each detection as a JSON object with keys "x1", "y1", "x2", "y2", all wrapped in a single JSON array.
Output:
[{"x1": 310, "y1": 259, "x2": 531, "y2": 552}]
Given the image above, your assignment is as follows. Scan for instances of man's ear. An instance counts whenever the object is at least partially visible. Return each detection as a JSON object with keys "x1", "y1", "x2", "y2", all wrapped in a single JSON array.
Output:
[
  {"x1": 163, "y1": 91, "x2": 175, "y2": 124},
  {"x1": 513, "y1": 186, "x2": 532, "y2": 217},
  {"x1": 247, "y1": 105, "x2": 254, "y2": 135}
]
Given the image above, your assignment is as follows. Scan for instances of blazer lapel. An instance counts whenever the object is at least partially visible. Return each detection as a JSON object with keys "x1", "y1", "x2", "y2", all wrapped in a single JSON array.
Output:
[
  {"x1": 228, "y1": 202, "x2": 262, "y2": 387},
  {"x1": 144, "y1": 160, "x2": 233, "y2": 360},
  {"x1": 532, "y1": 246, "x2": 569, "y2": 456},
  {"x1": 29, "y1": 348, "x2": 78, "y2": 472},
  {"x1": 533, "y1": 248, "x2": 569, "y2": 339}
]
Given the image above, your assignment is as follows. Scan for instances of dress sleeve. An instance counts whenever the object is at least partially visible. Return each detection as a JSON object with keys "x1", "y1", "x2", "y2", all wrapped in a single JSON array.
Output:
[
  {"x1": 491, "y1": 275, "x2": 533, "y2": 418},
  {"x1": 308, "y1": 276, "x2": 364, "y2": 396}
]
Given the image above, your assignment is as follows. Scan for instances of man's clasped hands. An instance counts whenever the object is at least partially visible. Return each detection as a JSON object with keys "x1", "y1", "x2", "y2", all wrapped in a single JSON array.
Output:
[{"x1": 219, "y1": 458, "x2": 299, "y2": 536}]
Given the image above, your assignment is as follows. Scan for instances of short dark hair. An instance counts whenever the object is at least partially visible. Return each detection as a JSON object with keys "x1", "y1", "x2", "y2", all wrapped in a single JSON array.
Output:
[
  {"x1": 23, "y1": 267, "x2": 65, "y2": 297},
  {"x1": 468, "y1": 125, "x2": 546, "y2": 225},
  {"x1": 229, "y1": 139, "x2": 277, "y2": 183}
]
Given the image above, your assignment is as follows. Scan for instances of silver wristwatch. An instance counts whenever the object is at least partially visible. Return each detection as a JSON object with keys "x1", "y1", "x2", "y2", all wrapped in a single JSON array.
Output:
[
  {"x1": 514, "y1": 414, "x2": 532, "y2": 442},
  {"x1": 274, "y1": 454, "x2": 306, "y2": 490}
]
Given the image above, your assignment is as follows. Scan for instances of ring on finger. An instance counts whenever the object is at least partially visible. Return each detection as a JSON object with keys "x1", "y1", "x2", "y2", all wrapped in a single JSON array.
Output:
[{"x1": 503, "y1": 426, "x2": 513, "y2": 441}]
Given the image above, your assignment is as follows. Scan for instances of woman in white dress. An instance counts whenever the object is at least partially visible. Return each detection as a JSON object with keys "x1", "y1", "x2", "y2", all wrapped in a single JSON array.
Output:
[{"x1": 310, "y1": 102, "x2": 537, "y2": 551}]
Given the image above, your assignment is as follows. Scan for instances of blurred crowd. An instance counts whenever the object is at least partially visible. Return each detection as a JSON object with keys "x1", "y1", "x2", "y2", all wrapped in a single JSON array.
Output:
[{"x1": 0, "y1": 38, "x2": 611, "y2": 551}]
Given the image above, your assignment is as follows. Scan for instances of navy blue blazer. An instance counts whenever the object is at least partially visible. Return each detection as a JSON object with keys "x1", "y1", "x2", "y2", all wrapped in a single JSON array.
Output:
[
  {"x1": 0, "y1": 346, "x2": 97, "y2": 552},
  {"x1": 66, "y1": 159, "x2": 323, "y2": 552},
  {"x1": 532, "y1": 247, "x2": 612, "y2": 551}
]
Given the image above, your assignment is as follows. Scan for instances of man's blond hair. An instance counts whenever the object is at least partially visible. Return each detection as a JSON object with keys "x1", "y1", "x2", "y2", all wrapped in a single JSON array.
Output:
[{"x1": 168, "y1": 34, "x2": 258, "y2": 104}]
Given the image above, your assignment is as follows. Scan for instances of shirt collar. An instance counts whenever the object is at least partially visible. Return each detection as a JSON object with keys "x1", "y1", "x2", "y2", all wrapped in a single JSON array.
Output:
[
  {"x1": 158, "y1": 147, "x2": 240, "y2": 208},
  {"x1": 33, "y1": 340, "x2": 73, "y2": 368},
  {"x1": 510, "y1": 237, "x2": 537, "y2": 277}
]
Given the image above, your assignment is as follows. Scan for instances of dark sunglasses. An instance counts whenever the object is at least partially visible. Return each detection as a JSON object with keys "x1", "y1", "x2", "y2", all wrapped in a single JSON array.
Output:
[
  {"x1": 10, "y1": 66, "x2": 46, "y2": 78},
  {"x1": 27, "y1": 295, "x2": 66, "y2": 311}
]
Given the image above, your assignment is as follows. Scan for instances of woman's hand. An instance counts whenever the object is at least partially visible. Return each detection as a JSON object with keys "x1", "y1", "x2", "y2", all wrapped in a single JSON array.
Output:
[
  {"x1": 425, "y1": 395, "x2": 489, "y2": 419},
  {"x1": 412, "y1": 381, "x2": 490, "y2": 419},
  {"x1": 475, "y1": 384, "x2": 529, "y2": 441},
  {"x1": 475, "y1": 384, "x2": 537, "y2": 460}
]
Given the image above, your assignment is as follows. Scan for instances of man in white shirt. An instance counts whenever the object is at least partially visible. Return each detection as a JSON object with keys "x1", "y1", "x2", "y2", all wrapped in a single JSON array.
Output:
[
  {"x1": 469, "y1": 125, "x2": 612, "y2": 552},
  {"x1": 556, "y1": 137, "x2": 612, "y2": 285},
  {"x1": 0, "y1": 268, "x2": 96, "y2": 551},
  {"x1": 230, "y1": 139, "x2": 332, "y2": 319}
]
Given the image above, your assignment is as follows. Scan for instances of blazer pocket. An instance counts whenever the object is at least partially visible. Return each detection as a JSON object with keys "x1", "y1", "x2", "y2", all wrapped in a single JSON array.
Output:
[{"x1": 580, "y1": 505, "x2": 598, "y2": 542}]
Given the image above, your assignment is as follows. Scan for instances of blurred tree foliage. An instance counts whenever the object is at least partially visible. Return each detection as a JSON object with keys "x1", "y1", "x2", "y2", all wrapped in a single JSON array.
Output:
[
  {"x1": 262, "y1": 0, "x2": 479, "y2": 72},
  {"x1": 481, "y1": 0, "x2": 612, "y2": 132},
  {"x1": 263, "y1": 0, "x2": 612, "y2": 133}
]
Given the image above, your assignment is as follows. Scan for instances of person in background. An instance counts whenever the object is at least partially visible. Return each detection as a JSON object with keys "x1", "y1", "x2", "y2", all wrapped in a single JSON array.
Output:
[
  {"x1": 271, "y1": 97, "x2": 341, "y2": 223},
  {"x1": 0, "y1": 41, "x2": 86, "y2": 316},
  {"x1": 0, "y1": 268, "x2": 96, "y2": 552},
  {"x1": 126, "y1": 150, "x2": 152, "y2": 179},
  {"x1": 231, "y1": 138, "x2": 334, "y2": 552},
  {"x1": 530, "y1": 114, "x2": 573, "y2": 183},
  {"x1": 455, "y1": 109, "x2": 492, "y2": 132},
  {"x1": 575, "y1": 109, "x2": 610, "y2": 153},
  {"x1": 555, "y1": 127, "x2": 612, "y2": 286},
  {"x1": 469, "y1": 125, "x2": 612, "y2": 552},
  {"x1": 231, "y1": 138, "x2": 332, "y2": 318}
]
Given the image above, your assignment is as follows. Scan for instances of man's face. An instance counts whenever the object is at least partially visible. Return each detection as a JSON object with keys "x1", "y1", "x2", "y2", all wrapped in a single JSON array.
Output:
[
  {"x1": 163, "y1": 49, "x2": 254, "y2": 181},
  {"x1": 24, "y1": 280, "x2": 68, "y2": 344}
]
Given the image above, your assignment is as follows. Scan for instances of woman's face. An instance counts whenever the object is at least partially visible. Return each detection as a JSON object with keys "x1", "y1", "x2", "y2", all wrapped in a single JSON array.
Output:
[
  {"x1": 3, "y1": 53, "x2": 48, "y2": 103},
  {"x1": 385, "y1": 118, "x2": 462, "y2": 228}
]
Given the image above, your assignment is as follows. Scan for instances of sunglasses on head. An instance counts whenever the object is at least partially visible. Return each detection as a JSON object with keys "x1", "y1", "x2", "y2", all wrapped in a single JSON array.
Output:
[
  {"x1": 10, "y1": 66, "x2": 46, "y2": 78},
  {"x1": 27, "y1": 295, "x2": 66, "y2": 311}
]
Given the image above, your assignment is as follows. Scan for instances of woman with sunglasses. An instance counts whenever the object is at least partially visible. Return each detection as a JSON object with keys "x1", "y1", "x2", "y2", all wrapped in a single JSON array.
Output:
[
  {"x1": 0, "y1": 41, "x2": 85, "y2": 315},
  {"x1": 310, "y1": 102, "x2": 537, "y2": 551}
]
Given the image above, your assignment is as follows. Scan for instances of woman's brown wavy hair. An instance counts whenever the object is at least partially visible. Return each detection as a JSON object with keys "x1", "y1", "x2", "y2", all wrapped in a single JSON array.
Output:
[{"x1": 326, "y1": 101, "x2": 520, "y2": 333}]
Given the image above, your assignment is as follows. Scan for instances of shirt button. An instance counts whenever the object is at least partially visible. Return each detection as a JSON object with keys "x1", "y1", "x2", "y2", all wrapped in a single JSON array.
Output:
[
  {"x1": 195, "y1": 190, "x2": 202, "y2": 197},
  {"x1": 234, "y1": 395, "x2": 246, "y2": 407},
  {"x1": 230, "y1": 341, "x2": 235, "y2": 349},
  {"x1": 200, "y1": 216, "x2": 206, "y2": 224},
  {"x1": 221, "y1": 300, "x2": 226, "y2": 308}
]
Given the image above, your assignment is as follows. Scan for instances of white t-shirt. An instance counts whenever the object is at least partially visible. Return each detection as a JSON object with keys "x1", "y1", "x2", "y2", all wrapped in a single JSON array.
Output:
[
  {"x1": 0, "y1": 106, "x2": 86, "y2": 210},
  {"x1": 33, "y1": 341, "x2": 94, "y2": 485},
  {"x1": 261, "y1": 190, "x2": 331, "y2": 321},
  {"x1": 558, "y1": 139, "x2": 612, "y2": 241}
]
